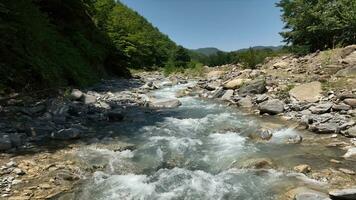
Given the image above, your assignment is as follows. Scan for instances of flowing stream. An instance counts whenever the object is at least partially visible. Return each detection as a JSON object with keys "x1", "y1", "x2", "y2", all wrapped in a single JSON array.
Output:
[{"x1": 64, "y1": 83, "x2": 349, "y2": 200}]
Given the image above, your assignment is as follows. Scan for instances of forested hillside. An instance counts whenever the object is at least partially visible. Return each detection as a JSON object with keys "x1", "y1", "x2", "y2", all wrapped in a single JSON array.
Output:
[{"x1": 0, "y1": 0, "x2": 187, "y2": 93}]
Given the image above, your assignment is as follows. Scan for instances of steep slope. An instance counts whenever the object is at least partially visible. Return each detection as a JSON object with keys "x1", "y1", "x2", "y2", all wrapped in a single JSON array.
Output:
[{"x1": 0, "y1": 0, "x2": 129, "y2": 92}]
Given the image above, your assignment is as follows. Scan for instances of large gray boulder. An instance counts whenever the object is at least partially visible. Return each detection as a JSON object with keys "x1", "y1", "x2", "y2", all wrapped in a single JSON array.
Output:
[
  {"x1": 329, "y1": 188, "x2": 356, "y2": 200},
  {"x1": 344, "y1": 98, "x2": 356, "y2": 108},
  {"x1": 148, "y1": 99, "x2": 182, "y2": 108},
  {"x1": 289, "y1": 82, "x2": 322, "y2": 103},
  {"x1": 286, "y1": 187, "x2": 331, "y2": 200},
  {"x1": 83, "y1": 94, "x2": 97, "y2": 104},
  {"x1": 309, "y1": 103, "x2": 333, "y2": 114},
  {"x1": 309, "y1": 123, "x2": 339, "y2": 134},
  {"x1": 258, "y1": 99, "x2": 285, "y2": 115},
  {"x1": 238, "y1": 79, "x2": 267, "y2": 96}
]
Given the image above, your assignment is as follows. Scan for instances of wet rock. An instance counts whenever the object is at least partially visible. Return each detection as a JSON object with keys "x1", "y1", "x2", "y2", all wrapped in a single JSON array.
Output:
[
  {"x1": 346, "y1": 126, "x2": 356, "y2": 137},
  {"x1": 293, "y1": 164, "x2": 311, "y2": 173},
  {"x1": 309, "y1": 103, "x2": 333, "y2": 114},
  {"x1": 255, "y1": 94, "x2": 269, "y2": 103},
  {"x1": 289, "y1": 187, "x2": 330, "y2": 200},
  {"x1": 258, "y1": 99, "x2": 285, "y2": 115},
  {"x1": 83, "y1": 94, "x2": 97, "y2": 104},
  {"x1": 343, "y1": 147, "x2": 356, "y2": 159},
  {"x1": 289, "y1": 81, "x2": 322, "y2": 103},
  {"x1": 224, "y1": 78, "x2": 250, "y2": 89},
  {"x1": 0, "y1": 135, "x2": 12, "y2": 151},
  {"x1": 239, "y1": 79, "x2": 267, "y2": 96},
  {"x1": 329, "y1": 188, "x2": 356, "y2": 200},
  {"x1": 70, "y1": 89, "x2": 83, "y2": 100},
  {"x1": 344, "y1": 98, "x2": 356, "y2": 108},
  {"x1": 221, "y1": 89, "x2": 234, "y2": 101},
  {"x1": 234, "y1": 158, "x2": 274, "y2": 169},
  {"x1": 338, "y1": 168, "x2": 355, "y2": 175},
  {"x1": 309, "y1": 123, "x2": 339, "y2": 134},
  {"x1": 238, "y1": 96, "x2": 253, "y2": 108},
  {"x1": 51, "y1": 128, "x2": 82, "y2": 140},
  {"x1": 210, "y1": 87, "x2": 225, "y2": 99},
  {"x1": 107, "y1": 109, "x2": 124, "y2": 122},
  {"x1": 148, "y1": 99, "x2": 182, "y2": 108},
  {"x1": 258, "y1": 129, "x2": 273, "y2": 140},
  {"x1": 287, "y1": 134, "x2": 303, "y2": 144}
]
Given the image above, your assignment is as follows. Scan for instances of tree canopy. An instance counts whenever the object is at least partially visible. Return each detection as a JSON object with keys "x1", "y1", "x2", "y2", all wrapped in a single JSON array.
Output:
[{"x1": 277, "y1": 0, "x2": 356, "y2": 54}]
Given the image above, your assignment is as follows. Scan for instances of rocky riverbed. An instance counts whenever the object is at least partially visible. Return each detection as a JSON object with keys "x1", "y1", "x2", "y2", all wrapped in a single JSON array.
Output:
[{"x1": 0, "y1": 46, "x2": 356, "y2": 200}]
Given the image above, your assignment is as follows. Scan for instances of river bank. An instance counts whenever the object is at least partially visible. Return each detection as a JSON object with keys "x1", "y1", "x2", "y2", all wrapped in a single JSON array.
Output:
[{"x1": 0, "y1": 46, "x2": 356, "y2": 199}]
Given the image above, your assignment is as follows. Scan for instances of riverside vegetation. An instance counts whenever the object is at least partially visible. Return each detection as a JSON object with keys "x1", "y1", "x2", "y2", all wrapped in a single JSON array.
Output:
[{"x1": 1, "y1": 0, "x2": 356, "y2": 199}]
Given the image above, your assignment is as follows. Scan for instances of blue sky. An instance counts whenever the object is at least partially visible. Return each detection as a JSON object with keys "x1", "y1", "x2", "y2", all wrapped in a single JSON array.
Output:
[{"x1": 120, "y1": 0, "x2": 284, "y2": 51}]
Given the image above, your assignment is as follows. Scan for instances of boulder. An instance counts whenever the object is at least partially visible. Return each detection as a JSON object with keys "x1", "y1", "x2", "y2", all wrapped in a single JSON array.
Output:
[
  {"x1": 309, "y1": 103, "x2": 333, "y2": 114},
  {"x1": 210, "y1": 87, "x2": 225, "y2": 99},
  {"x1": 293, "y1": 164, "x2": 311, "y2": 173},
  {"x1": 258, "y1": 99, "x2": 285, "y2": 115},
  {"x1": 107, "y1": 109, "x2": 125, "y2": 122},
  {"x1": 343, "y1": 147, "x2": 356, "y2": 159},
  {"x1": 286, "y1": 187, "x2": 330, "y2": 200},
  {"x1": 272, "y1": 61, "x2": 289, "y2": 69},
  {"x1": 332, "y1": 103, "x2": 352, "y2": 112},
  {"x1": 234, "y1": 158, "x2": 274, "y2": 169},
  {"x1": 346, "y1": 126, "x2": 356, "y2": 137},
  {"x1": 256, "y1": 94, "x2": 269, "y2": 103},
  {"x1": 0, "y1": 135, "x2": 12, "y2": 151},
  {"x1": 206, "y1": 70, "x2": 225, "y2": 80},
  {"x1": 335, "y1": 66, "x2": 356, "y2": 77},
  {"x1": 287, "y1": 134, "x2": 303, "y2": 144},
  {"x1": 289, "y1": 82, "x2": 322, "y2": 103},
  {"x1": 239, "y1": 79, "x2": 267, "y2": 96},
  {"x1": 70, "y1": 89, "x2": 83, "y2": 100},
  {"x1": 329, "y1": 188, "x2": 356, "y2": 200},
  {"x1": 344, "y1": 98, "x2": 356, "y2": 108},
  {"x1": 148, "y1": 99, "x2": 182, "y2": 108},
  {"x1": 83, "y1": 94, "x2": 97, "y2": 104},
  {"x1": 224, "y1": 78, "x2": 250, "y2": 89},
  {"x1": 238, "y1": 96, "x2": 253, "y2": 108},
  {"x1": 309, "y1": 123, "x2": 339, "y2": 134},
  {"x1": 221, "y1": 90, "x2": 234, "y2": 101},
  {"x1": 51, "y1": 128, "x2": 82, "y2": 140}
]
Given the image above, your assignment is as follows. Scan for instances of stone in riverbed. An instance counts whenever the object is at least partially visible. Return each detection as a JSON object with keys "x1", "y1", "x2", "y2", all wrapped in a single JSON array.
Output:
[
  {"x1": 107, "y1": 109, "x2": 124, "y2": 122},
  {"x1": 309, "y1": 103, "x2": 333, "y2": 114},
  {"x1": 289, "y1": 81, "x2": 322, "y2": 103},
  {"x1": 221, "y1": 89, "x2": 234, "y2": 101},
  {"x1": 148, "y1": 99, "x2": 182, "y2": 108},
  {"x1": 332, "y1": 103, "x2": 352, "y2": 112},
  {"x1": 83, "y1": 94, "x2": 97, "y2": 104},
  {"x1": 294, "y1": 164, "x2": 311, "y2": 174},
  {"x1": 238, "y1": 96, "x2": 253, "y2": 108},
  {"x1": 0, "y1": 135, "x2": 12, "y2": 151},
  {"x1": 210, "y1": 87, "x2": 225, "y2": 99},
  {"x1": 233, "y1": 158, "x2": 274, "y2": 169},
  {"x1": 284, "y1": 187, "x2": 331, "y2": 200},
  {"x1": 223, "y1": 78, "x2": 251, "y2": 89},
  {"x1": 343, "y1": 147, "x2": 356, "y2": 159},
  {"x1": 238, "y1": 79, "x2": 267, "y2": 96},
  {"x1": 346, "y1": 126, "x2": 356, "y2": 137},
  {"x1": 329, "y1": 188, "x2": 356, "y2": 200},
  {"x1": 70, "y1": 89, "x2": 83, "y2": 100},
  {"x1": 309, "y1": 123, "x2": 339, "y2": 134},
  {"x1": 51, "y1": 128, "x2": 82, "y2": 140},
  {"x1": 344, "y1": 98, "x2": 356, "y2": 108},
  {"x1": 258, "y1": 99, "x2": 285, "y2": 115}
]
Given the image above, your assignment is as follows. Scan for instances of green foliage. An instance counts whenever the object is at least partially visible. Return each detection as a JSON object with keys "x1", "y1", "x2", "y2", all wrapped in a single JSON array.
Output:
[
  {"x1": 190, "y1": 47, "x2": 288, "y2": 68},
  {"x1": 0, "y1": 0, "x2": 129, "y2": 91},
  {"x1": 277, "y1": 0, "x2": 356, "y2": 54}
]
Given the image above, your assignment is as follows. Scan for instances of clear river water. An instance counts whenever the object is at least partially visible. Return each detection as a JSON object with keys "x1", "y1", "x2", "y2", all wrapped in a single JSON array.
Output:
[{"x1": 63, "y1": 83, "x2": 350, "y2": 200}]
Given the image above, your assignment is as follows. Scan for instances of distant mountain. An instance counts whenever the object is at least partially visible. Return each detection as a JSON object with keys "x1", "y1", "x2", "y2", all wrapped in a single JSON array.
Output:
[
  {"x1": 191, "y1": 47, "x2": 223, "y2": 56},
  {"x1": 235, "y1": 45, "x2": 284, "y2": 52}
]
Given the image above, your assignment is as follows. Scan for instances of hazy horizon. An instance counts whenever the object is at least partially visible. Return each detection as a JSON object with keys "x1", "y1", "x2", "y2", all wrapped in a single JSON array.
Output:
[{"x1": 120, "y1": 0, "x2": 284, "y2": 51}]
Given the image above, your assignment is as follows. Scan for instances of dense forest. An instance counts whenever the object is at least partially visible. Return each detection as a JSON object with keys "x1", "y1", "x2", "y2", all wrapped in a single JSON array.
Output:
[
  {"x1": 1, "y1": 0, "x2": 355, "y2": 92},
  {"x1": 277, "y1": 0, "x2": 356, "y2": 54}
]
